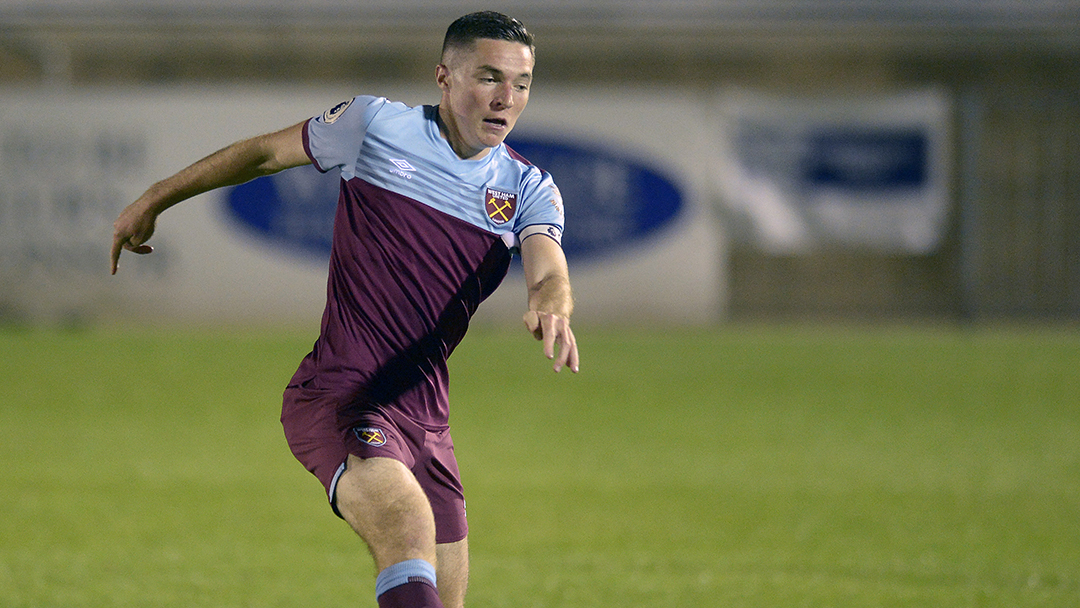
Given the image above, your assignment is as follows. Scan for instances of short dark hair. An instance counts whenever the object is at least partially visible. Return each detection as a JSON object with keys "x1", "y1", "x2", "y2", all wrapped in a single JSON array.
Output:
[{"x1": 441, "y1": 11, "x2": 535, "y2": 59}]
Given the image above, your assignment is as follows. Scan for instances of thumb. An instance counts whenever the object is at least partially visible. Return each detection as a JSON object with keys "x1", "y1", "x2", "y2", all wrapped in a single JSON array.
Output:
[{"x1": 522, "y1": 311, "x2": 542, "y2": 340}]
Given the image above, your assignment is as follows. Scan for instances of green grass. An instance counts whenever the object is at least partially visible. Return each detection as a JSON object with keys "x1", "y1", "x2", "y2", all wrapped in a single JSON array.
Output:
[{"x1": 2, "y1": 324, "x2": 1078, "y2": 607}]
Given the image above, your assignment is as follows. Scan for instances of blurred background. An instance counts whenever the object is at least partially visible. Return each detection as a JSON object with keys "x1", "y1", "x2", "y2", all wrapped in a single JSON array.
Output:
[
  {"x1": 3, "y1": 7, "x2": 1079, "y2": 606},
  {"x1": 2, "y1": 0, "x2": 1079, "y2": 327}
]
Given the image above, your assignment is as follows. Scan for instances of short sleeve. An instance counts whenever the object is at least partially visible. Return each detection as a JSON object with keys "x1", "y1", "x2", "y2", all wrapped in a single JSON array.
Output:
[
  {"x1": 304, "y1": 95, "x2": 385, "y2": 174},
  {"x1": 515, "y1": 169, "x2": 565, "y2": 246}
]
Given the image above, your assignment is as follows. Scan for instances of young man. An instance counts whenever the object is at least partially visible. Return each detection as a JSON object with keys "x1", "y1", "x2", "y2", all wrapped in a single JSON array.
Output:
[{"x1": 110, "y1": 11, "x2": 578, "y2": 608}]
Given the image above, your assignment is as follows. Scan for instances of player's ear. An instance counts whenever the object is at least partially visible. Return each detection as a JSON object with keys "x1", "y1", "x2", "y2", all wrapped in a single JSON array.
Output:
[{"x1": 435, "y1": 63, "x2": 451, "y2": 91}]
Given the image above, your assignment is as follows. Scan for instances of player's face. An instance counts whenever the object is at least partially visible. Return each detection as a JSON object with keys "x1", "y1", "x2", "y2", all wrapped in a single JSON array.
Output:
[{"x1": 437, "y1": 38, "x2": 534, "y2": 160}]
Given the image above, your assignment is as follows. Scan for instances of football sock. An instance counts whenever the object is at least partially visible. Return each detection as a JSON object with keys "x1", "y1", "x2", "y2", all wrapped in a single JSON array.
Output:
[{"x1": 375, "y1": 559, "x2": 443, "y2": 608}]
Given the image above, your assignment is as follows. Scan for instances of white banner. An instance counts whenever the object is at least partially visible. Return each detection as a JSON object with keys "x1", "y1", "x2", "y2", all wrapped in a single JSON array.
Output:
[
  {"x1": 0, "y1": 85, "x2": 723, "y2": 326},
  {"x1": 711, "y1": 89, "x2": 951, "y2": 254}
]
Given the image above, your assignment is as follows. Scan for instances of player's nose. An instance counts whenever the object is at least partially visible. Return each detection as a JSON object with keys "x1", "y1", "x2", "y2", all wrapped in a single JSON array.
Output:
[{"x1": 491, "y1": 83, "x2": 514, "y2": 109}]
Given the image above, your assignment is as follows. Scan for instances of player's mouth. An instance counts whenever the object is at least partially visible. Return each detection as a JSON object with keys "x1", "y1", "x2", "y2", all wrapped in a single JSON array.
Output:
[{"x1": 483, "y1": 117, "x2": 508, "y2": 129}]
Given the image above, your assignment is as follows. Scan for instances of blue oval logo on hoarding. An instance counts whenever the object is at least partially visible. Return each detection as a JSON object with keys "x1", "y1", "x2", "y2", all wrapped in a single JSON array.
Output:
[
  {"x1": 224, "y1": 164, "x2": 339, "y2": 260},
  {"x1": 223, "y1": 136, "x2": 684, "y2": 262},
  {"x1": 505, "y1": 136, "x2": 683, "y2": 260}
]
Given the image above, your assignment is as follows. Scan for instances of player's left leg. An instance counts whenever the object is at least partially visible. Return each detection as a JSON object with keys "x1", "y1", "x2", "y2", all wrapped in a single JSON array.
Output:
[
  {"x1": 334, "y1": 455, "x2": 444, "y2": 608},
  {"x1": 436, "y1": 537, "x2": 469, "y2": 608}
]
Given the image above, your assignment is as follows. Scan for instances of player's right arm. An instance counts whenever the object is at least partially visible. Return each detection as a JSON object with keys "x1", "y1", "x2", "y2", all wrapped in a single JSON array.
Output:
[{"x1": 110, "y1": 120, "x2": 311, "y2": 274}]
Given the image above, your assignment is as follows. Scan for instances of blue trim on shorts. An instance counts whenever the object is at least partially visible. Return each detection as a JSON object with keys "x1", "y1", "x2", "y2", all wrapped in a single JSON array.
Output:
[{"x1": 328, "y1": 459, "x2": 347, "y2": 519}]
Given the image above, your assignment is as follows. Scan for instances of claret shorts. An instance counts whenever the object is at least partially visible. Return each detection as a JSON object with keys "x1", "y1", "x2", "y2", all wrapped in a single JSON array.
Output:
[{"x1": 281, "y1": 388, "x2": 468, "y2": 544}]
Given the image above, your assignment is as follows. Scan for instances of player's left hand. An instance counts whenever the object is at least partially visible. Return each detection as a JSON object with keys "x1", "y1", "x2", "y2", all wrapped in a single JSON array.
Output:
[{"x1": 523, "y1": 310, "x2": 579, "y2": 373}]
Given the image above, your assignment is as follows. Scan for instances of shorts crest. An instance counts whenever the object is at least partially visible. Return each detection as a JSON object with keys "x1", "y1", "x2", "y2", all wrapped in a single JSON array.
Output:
[{"x1": 355, "y1": 427, "x2": 387, "y2": 447}]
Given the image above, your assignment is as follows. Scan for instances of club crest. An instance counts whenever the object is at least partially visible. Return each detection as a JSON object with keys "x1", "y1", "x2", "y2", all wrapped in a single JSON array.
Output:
[
  {"x1": 485, "y1": 187, "x2": 518, "y2": 225},
  {"x1": 355, "y1": 427, "x2": 387, "y2": 447}
]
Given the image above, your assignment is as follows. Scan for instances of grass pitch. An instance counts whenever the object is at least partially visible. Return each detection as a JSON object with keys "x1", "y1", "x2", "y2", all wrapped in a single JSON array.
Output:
[{"x1": 1, "y1": 323, "x2": 1078, "y2": 607}]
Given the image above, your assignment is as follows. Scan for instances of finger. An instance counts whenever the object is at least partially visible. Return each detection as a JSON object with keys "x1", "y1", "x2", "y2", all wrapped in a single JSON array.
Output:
[
  {"x1": 564, "y1": 331, "x2": 580, "y2": 373},
  {"x1": 111, "y1": 236, "x2": 154, "y2": 274},
  {"x1": 110, "y1": 234, "x2": 125, "y2": 275},
  {"x1": 552, "y1": 339, "x2": 567, "y2": 372},
  {"x1": 552, "y1": 325, "x2": 578, "y2": 373},
  {"x1": 541, "y1": 315, "x2": 558, "y2": 361}
]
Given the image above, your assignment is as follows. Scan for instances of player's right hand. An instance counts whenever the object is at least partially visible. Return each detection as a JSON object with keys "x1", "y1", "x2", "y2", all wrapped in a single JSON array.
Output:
[{"x1": 110, "y1": 200, "x2": 157, "y2": 275}]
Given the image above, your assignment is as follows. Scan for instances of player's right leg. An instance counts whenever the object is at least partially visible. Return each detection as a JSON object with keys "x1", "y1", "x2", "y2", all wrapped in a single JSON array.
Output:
[{"x1": 333, "y1": 454, "x2": 446, "y2": 608}]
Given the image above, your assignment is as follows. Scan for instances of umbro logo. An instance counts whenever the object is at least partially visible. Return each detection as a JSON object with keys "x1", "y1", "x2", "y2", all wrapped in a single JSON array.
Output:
[{"x1": 389, "y1": 158, "x2": 416, "y2": 179}]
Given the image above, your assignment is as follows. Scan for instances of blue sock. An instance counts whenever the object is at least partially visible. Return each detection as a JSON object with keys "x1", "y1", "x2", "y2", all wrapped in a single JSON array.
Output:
[{"x1": 375, "y1": 559, "x2": 438, "y2": 597}]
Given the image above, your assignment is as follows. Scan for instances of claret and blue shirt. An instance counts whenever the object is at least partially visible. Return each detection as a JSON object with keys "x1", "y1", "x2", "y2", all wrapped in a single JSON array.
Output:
[{"x1": 282, "y1": 95, "x2": 564, "y2": 488}]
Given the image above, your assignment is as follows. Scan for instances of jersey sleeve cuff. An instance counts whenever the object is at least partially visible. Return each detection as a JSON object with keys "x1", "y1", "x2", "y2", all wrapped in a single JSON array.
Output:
[
  {"x1": 302, "y1": 117, "x2": 329, "y2": 173},
  {"x1": 519, "y1": 224, "x2": 563, "y2": 246}
]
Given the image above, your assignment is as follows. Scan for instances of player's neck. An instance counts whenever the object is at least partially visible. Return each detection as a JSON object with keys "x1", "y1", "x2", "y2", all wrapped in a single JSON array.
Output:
[{"x1": 435, "y1": 105, "x2": 491, "y2": 161}]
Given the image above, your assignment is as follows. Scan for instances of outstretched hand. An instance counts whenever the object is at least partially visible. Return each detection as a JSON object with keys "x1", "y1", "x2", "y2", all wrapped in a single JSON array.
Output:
[
  {"x1": 523, "y1": 310, "x2": 580, "y2": 373},
  {"x1": 110, "y1": 200, "x2": 157, "y2": 274}
]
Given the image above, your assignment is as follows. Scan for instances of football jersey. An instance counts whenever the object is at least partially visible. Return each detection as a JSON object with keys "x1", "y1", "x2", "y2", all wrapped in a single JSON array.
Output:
[{"x1": 288, "y1": 95, "x2": 564, "y2": 430}]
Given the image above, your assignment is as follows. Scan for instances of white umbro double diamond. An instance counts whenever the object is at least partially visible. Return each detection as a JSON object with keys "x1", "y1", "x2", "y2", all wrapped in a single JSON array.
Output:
[{"x1": 388, "y1": 158, "x2": 417, "y2": 180}]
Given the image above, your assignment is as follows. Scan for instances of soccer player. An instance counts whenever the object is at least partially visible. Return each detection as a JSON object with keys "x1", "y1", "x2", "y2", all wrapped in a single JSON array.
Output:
[{"x1": 110, "y1": 11, "x2": 578, "y2": 608}]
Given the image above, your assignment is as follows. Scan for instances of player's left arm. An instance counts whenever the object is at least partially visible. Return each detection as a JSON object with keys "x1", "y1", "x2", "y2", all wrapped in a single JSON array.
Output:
[{"x1": 521, "y1": 233, "x2": 579, "y2": 373}]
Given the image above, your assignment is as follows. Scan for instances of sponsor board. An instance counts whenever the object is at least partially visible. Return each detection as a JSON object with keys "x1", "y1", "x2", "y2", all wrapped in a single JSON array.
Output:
[
  {"x1": 222, "y1": 136, "x2": 686, "y2": 264},
  {"x1": 0, "y1": 86, "x2": 721, "y2": 325}
]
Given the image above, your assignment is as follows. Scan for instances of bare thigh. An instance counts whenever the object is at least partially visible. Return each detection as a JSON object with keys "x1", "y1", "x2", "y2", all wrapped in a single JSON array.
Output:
[{"x1": 333, "y1": 455, "x2": 437, "y2": 570}]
